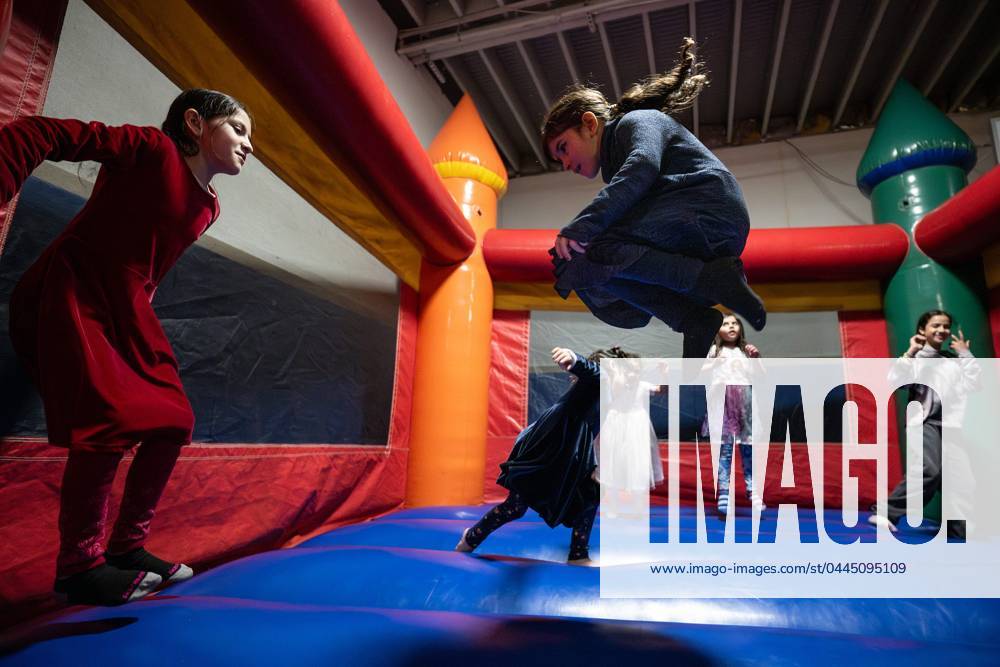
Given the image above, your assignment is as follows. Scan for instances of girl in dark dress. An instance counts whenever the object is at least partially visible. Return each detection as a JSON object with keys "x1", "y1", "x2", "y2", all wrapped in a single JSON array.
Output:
[
  {"x1": 456, "y1": 346, "x2": 635, "y2": 565},
  {"x1": 1, "y1": 89, "x2": 253, "y2": 605},
  {"x1": 543, "y1": 38, "x2": 765, "y2": 358}
]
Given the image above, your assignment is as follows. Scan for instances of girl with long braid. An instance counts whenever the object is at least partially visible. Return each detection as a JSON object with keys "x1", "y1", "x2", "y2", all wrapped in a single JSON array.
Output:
[{"x1": 545, "y1": 38, "x2": 765, "y2": 358}]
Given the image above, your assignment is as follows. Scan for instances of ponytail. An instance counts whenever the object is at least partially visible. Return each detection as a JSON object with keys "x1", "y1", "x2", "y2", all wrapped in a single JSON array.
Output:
[
  {"x1": 541, "y1": 37, "x2": 707, "y2": 152},
  {"x1": 614, "y1": 37, "x2": 707, "y2": 118}
]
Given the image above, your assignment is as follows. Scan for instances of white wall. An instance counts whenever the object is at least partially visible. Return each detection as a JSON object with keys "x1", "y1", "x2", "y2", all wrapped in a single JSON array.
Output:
[
  {"x1": 500, "y1": 112, "x2": 998, "y2": 230},
  {"x1": 339, "y1": 0, "x2": 453, "y2": 148},
  {"x1": 37, "y1": 0, "x2": 456, "y2": 318}
]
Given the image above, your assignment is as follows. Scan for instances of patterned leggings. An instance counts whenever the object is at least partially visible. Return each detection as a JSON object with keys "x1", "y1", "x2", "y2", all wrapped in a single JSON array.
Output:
[{"x1": 465, "y1": 491, "x2": 598, "y2": 560}]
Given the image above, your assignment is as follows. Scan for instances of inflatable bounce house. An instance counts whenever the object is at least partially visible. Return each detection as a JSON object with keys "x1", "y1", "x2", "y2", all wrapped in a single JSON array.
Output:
[{"x1": 1, "y1": 1, "x2": 999, "y2": 664}]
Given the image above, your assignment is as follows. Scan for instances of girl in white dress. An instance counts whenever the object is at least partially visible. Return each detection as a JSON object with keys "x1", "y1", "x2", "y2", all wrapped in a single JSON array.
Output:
[{"x1": 597, "y1": 357, "x2": 664, "y2": 493}]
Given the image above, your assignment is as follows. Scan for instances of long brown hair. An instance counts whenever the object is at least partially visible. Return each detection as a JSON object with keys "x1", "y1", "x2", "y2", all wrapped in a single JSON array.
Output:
[
  {"x1": 709, "y1": 314, "x2": 750, "y2": 358},
  {"x1": 541, "y1": 37, "x2": 707, "y2": 155}
]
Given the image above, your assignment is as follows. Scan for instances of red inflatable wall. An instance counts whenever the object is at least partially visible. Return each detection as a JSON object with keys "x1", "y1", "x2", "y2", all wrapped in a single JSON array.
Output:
[
  {"x1": 0, "y1": 0, "x2": 424, "y2": 628},
  {"x1": 484, "y1": 310, "x2": 530, "y2": 502},
  {"x1": 480, "y1": 309, "x2": 894, "y2": 512}
]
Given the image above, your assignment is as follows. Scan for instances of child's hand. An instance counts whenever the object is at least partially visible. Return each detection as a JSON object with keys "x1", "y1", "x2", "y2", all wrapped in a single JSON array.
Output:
[
  {"x1": 554, "y1": 235, "x2": 587, "y2": 261},
  {"x1": 552, "y1": 347, "x2": 576, "y2": 370},
  {"x1": 951, "y1": 330, "x2": 971, "y2": 354},
  {"x1": 745, "y1": 344, "x2": 760, "y2": 357},
  {"x1": 905, "y1": 334, "x2": 926, "y2": 357}
]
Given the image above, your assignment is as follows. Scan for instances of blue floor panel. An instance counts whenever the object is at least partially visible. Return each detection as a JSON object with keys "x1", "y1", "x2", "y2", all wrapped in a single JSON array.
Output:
[{"x1": 2, "y1": 505, "x2": 996, "y2": 666}]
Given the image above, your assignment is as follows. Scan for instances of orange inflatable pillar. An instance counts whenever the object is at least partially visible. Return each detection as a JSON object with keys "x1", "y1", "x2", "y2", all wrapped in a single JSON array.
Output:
[{"x1": 405, "y1": 95, "x2": 509, "y2": 506}]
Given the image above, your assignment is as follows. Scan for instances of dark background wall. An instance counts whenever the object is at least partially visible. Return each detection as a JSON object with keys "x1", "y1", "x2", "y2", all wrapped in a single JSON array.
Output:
[{"x1": 0, "y1": 177, "x2": 397, "y2": 444}]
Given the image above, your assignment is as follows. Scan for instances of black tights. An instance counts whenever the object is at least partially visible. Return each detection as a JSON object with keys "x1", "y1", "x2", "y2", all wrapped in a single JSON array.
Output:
[{"x1": 466, "y1": 491, "x2": 598, "y2": 560}]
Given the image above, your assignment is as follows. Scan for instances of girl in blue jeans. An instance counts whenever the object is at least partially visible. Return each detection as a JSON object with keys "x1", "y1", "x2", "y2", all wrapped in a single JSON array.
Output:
[{"x1": 700, "y1": 315, "x2": 766, "y2": 515}]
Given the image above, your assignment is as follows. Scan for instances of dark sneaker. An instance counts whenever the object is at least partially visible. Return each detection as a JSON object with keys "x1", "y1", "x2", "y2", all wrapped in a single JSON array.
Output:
[
  {"x1": 54, "y1": 564, "x2": 161, "y2": 606},
  {"x1": 682, "y1": 308, "x2": 723, "y2": 359},
  {"x1": 454, "y1": 528, "x2": 475, "y2": 553},
  {"x1": 692, "y1": 257, "x2": 766, "y2": 331},
  {"x1": 106, "y1": 548, "x2": 193, "y2": 585}
]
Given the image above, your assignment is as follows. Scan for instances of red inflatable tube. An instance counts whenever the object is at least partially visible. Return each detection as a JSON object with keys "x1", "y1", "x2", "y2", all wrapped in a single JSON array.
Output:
[
  {"x1": 187, "y1": 0, "x2": 475, "y2": 265},
  {"x1": 914, "y1": 166, "x2": 1000, "y2": 263},
  {"x1": 482, "y1": 229, "x2": 561, "y2": 282},
  {"x1": 483, "y1": 226, "x2": 910, "y2": 283},
  {"x1": 739, "y1": 225, "x2": 909, "y2": 283}
]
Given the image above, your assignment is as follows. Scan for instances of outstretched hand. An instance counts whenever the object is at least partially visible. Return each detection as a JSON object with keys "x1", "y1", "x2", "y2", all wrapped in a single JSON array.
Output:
[
  {"x1": 951, "y1": 330, "x2": 971, "y2": 354},
  {"x1": 905, "y1": 334, "x2": 926, "y2": 357},
  {"x1": 554, "y1": 235, "x2": 587, "y2": 261},
  {"x1": 552, "y1": 347, "x2": 576, "y2": 371}
]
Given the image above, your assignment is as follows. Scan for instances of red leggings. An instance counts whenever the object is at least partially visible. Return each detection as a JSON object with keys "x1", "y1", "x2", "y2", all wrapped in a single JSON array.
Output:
[{"x1": 57, "y1": 438, "x2": 184, "y2": 578}]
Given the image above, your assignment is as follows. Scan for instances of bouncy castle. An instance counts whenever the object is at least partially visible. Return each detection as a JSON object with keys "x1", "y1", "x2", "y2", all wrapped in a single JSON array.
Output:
[{"x1": 1, "y1": 1, "x2": 999, "y2": 664}]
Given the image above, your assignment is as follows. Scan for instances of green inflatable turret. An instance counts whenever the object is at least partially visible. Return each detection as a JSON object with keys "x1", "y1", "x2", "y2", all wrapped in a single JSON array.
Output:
[{"x1": 857, "y1": 79, "x2": 989, "y2": 522}]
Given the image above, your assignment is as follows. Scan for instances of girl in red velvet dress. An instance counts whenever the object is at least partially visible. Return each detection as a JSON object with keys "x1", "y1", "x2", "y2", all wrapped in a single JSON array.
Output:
[{"x1": 1, "y1": 89, "x2": 253, "y2": 606}]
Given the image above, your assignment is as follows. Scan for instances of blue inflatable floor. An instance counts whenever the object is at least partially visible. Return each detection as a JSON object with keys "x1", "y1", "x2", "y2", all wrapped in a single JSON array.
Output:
[{"x1": 2, "y1": 506, "x2": 997, "y2": 666}]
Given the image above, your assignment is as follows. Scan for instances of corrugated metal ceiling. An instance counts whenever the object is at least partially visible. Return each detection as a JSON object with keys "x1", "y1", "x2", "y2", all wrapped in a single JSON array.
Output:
[{"x1": 380, "y1": 0, "x2": 1000, "y2": 177}]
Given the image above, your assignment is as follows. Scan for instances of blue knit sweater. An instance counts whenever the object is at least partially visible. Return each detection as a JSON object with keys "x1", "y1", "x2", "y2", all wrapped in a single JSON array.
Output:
[{"x1": 559, "y1": 109, "x2": 749, "y2": 255}]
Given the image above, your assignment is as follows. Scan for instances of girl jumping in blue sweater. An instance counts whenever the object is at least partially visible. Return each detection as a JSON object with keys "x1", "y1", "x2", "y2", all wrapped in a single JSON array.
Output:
[{"x1": 544, "y1": 38, "x2": 765, "y2": 358}]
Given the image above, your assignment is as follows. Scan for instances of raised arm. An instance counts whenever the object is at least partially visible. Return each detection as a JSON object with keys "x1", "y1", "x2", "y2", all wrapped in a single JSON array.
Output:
[
  {"x1": 559, "y1": 112, "x2": 666, "y2": 243},
  {"x1": 552, "y1": 347, "x2": 600, "y2": 381},
  {"x1": 0, "y1": 117, "x2": 158, "y2": 203},
  {"x1": 569, "y1": 356, "x2": 601, "y2": 381},
  {"x1": 950, "y1": 331, "x2": 981, "y2": 392}
]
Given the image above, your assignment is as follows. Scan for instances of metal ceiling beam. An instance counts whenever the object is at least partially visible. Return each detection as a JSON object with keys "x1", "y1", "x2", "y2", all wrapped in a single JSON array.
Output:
[
  {"x1": 443, "y1": 58, "x2": 523, "y2": 172},
  {"x1": 922, "y1": 0, "x2": 988, "y2": 96},
  {"x1": 871, "y1": 0, "x2": 937, "y2": 121},
  {"x1": 400, "y1": 0, "x2": 572, "y2": 38},
  {"x1": 399, "y1": 0, "x2": 702, "y2": 64},
  {"x1": 479, "y1": 50, "x2": 550, "y2": 168},
  {"x1": 948, "y1": 38, "x2": 1000, "y2": 113},
  {"x1": 832, "y1": 0, "x2": 889, "y2": 128},
  {"x1": 726, "y1": 0, "x2": 742, "y2": 144},
  {"x1": 557, "y1": 31, "x2": 581, "y2": 82},
  {"x1": 597, "y1": 21, "x2": 623, "y2": 99},
  {"x1": 642, "y1": 12, "x2": 656, "y2": 76},
  {"x1": 794, "y1": 0, "x2": 838, "y2": 134},
  {"x1": 399, "y1": 0, "x2": 426, "y2": 26},
  {"x1": 593, "y1": 0, "x2": 698, "y2": 30},
  {"x1": 495, "y1": 0, "x2": 552, "y2": 107},
  {"x1": 401, "y1": 0, "x2": 524, "y2": 172},
  {"x1": 517, "y1": 41, "x2": 552, "y2": 107},
  {"x1": 449, "y1": 0, "x2": 550, "y2": 170},
  {"x1": 688, "y1": 0, "x2": 699, "y2": 138},
  {"x1": 761, "y1": 0, "x2": 792, "y2": 138}
]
